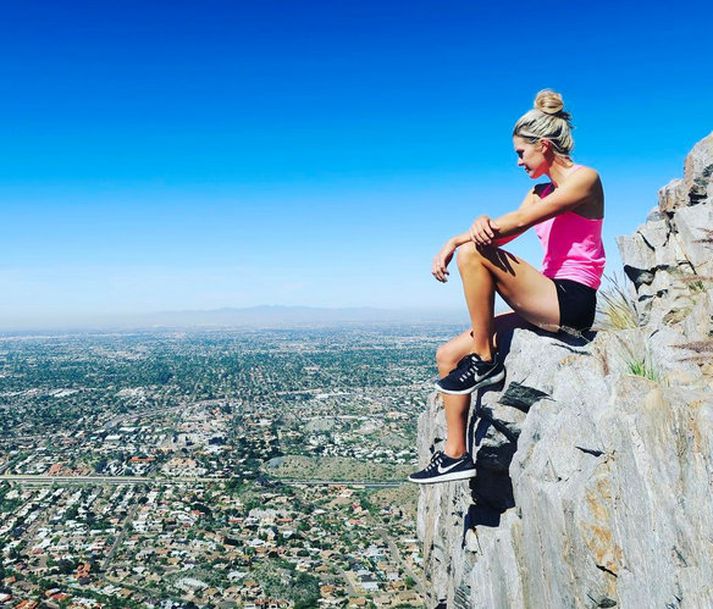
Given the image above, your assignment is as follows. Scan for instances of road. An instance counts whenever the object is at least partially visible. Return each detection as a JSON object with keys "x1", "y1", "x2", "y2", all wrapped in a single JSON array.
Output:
[
  {"x1": 102, "y1": 502, "x2": 140, "y2": 570},
  {"x1": 0, "y1": 474, "x2": 406, "y2": 488},
  {"x1": 0, "y1": 474, "x2": 225, "y2": 485},
  {"x1": 273, "y1": 478, "x2": 404, "y2": 488},
  {"x1": 375, "y1": 523, "x2": 428, "y2": 600}
]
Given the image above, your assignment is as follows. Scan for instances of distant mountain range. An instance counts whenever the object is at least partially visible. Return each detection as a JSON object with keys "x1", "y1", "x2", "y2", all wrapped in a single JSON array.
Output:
[{"x1": 1, "y1": 305, "x2": 471, "y2": 333}]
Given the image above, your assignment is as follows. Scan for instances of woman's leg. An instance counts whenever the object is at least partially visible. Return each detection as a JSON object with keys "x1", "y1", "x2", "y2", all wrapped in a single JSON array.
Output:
[
  {"x1": 436, "y1": 330, "x2": 475, "y2": 457},
  {"x1": 456, "y1": 243, "x2": 560, "y2": 352},
  {"x1": 435, "y1": 312, "x2": 525, "y2": 458},
  {"x1": 457, "y1": 246, "x2": 497, "y2": 362},
  {"x1": 432, "y1": 245, "x2": 559, "y2": 457}
]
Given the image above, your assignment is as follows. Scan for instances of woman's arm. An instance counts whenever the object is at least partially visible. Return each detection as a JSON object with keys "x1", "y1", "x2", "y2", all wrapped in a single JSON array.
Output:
[
  {"x1": 431, "y1": 232, "x2": 470, "y2": 282},
  {"x1": 469, "y1": 189, "x2": 537, "y2": 247},
  {"x1": 433, "y1": 189, "x2": 537, "y2": 281},
  {"x1": 493, "y1": 169, "x2": 600, "y2": 239},
  {"x1": 469, "y1": 168, "x2": 600, "y2": 247},
  {"x1": 433, "y1": 169, "x2": 599, "y2": 281}
]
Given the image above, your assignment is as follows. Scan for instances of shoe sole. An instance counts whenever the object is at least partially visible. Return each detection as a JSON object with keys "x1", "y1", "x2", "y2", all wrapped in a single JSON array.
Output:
[
  {"x1": 407, "y1": 468, "x2": 477, "y2": 484},
  {"x1": 434, "y1": 368, "x2": 505, "y2": 395}
]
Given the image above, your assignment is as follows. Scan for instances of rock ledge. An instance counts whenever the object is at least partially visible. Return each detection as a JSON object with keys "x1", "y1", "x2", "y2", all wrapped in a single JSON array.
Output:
[{"x1": 416, "y1": 133, "x2": 713, "y2": 609}]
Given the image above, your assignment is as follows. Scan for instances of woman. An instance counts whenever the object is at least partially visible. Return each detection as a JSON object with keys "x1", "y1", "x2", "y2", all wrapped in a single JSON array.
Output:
[{"x1": 409, "y1": 89, "x2": 605, "y2": 484}]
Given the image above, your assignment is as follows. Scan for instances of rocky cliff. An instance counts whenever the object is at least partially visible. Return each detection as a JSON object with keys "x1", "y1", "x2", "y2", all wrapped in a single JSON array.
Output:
[{"x1": 416, "y1": 133, "x2": 713, "y2": 609}]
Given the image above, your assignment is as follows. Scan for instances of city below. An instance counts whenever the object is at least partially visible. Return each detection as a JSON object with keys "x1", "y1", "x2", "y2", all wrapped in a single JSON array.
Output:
[{"x1": 0, "y1": 323, "x2": 462, "y2": 609}]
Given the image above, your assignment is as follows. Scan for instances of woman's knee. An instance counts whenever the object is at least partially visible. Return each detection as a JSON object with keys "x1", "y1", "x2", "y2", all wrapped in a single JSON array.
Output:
[
  {"x1": 456, "y1": 243, "x2": 479, "y2": 269},
  {"x1": 436, "y1": 343, "x2": 459, "y2": 373},
  {"x1": 458, "y1": 244, "x2": 508, "y2": 278},
  {"x1": 457, "y1": 242, "x2": 493, "y2": 271}
]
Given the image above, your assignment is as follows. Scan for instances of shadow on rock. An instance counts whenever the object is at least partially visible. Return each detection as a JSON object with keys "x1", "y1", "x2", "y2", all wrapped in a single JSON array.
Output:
[
  {"x1": 464, "y1": 389, "x2": 516, "y2": 531},
  {"x1": 461, "y1": 313, "x2": 590, "y2": 532},
  {"x1": 493, "y1": 311, "x2": 596, "y2": 359}
]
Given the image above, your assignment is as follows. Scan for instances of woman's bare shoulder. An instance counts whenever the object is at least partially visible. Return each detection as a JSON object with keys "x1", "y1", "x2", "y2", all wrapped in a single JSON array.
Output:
[
  {"x1": 573, "y1": 165, "x2": 601, "y2": 184},
  {"x1": 571, "y1": 165, "x2": 604, "y2": 217}
]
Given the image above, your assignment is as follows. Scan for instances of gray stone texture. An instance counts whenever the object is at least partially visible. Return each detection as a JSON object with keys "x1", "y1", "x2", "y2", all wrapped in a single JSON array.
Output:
[{"x1": 416, "y1": 133, "x2": 713, "y2": 608}]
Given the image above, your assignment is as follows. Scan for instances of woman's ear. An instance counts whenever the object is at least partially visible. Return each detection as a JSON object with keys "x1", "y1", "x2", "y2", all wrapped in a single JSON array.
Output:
[{"x1": 539, "y1": 139, "x2": 551, "y2": 153}]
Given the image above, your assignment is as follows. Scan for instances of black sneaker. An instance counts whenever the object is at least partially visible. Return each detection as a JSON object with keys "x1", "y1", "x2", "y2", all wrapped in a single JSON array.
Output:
[
  {"x1": 435, "y1": 354, "x2": 504, "y2": 395},
  {"x1": 407, "y1": 450, "x2": 476, "y2": 484}
]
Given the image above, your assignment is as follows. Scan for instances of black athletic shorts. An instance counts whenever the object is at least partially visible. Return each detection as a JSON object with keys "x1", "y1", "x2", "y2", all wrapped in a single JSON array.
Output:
[{"x1": 553, "y1": 278, "x2": 597, "y2": 332}]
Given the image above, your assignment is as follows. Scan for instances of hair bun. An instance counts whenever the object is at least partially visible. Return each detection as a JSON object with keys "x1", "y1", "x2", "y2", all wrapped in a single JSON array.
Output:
[{"x1": 534, "y1": 89, "x2": 565, "y2": 115}]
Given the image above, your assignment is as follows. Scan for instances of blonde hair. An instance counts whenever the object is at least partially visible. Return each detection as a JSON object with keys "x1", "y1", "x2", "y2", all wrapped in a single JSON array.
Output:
[{"x1": 513, "y1": 89, "x2": 574, "y2": 157}]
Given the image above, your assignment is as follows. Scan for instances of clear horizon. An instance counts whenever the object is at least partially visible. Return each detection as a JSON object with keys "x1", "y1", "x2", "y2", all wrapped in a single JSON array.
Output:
[{"x1": 3, "y1": 1, "x2": 712, "y2": 325}]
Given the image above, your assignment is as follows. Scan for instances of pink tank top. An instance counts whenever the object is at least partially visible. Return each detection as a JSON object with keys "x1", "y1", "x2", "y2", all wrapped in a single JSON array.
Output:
[{"x1": 533, "y1": 166, "x2": 606, "y2": 290}]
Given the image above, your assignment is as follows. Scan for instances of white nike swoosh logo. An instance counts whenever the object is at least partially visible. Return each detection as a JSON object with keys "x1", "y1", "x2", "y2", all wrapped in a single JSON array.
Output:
[{"x1": 437, "y1": 460, "x2": 465, "y2": 474}]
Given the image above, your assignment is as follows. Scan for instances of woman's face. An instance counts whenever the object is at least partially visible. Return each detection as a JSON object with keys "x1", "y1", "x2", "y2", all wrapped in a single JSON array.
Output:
[{"x1": 513, "y1": 135, "x2": 549, "y2": 179}]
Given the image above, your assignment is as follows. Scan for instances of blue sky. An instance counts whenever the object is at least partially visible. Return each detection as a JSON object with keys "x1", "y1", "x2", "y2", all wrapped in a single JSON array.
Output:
[{"x1": 2, "y1": 0, "x2": 712, "y2": 327}]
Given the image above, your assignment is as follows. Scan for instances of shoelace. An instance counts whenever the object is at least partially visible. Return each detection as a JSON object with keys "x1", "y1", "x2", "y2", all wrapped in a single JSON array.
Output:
[
  {"x1": 458, "y1": 358, "x2": 479, "y2": 382},
  {"x1": 425, "y1": 452, "x2": 444, "y2": 471},
  {"x1": 425, "y1": 451, "x2": 467, "y2": 471},
  {"x1": 457, "y1": 357, "x2": 493, "y2": 382},
  {"x1": 458, "y1": 368, "x2": 474, "y2": 382}
]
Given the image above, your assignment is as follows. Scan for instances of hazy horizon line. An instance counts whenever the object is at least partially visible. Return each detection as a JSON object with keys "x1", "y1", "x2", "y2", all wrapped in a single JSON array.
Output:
[{"x1": 0, "y1": 303, "x2": 475, "y2": 334}]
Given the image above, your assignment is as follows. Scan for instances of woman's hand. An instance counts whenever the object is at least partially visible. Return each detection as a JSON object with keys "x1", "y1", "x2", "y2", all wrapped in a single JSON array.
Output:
[
  {"x1": 469, "y1": 215, "x2": 500, "y2": 246},
  {"x1": 432, "y1": 239, "x2": 456, "y2": 283}
]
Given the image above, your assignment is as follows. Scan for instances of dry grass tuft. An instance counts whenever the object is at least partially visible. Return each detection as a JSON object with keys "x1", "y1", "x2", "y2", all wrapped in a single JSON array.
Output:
[
  {"x1": 673, "y1": 339, "x2": 713, "y2": 353},
  {"x1": 673, "y1": 273, "x2": 713, "y2": 294},
  {"x1": 694, "y1": 228, "x2": 713, "y2": 244},
  {"x1": 678, "y1": 354, "x2": 713, "y2": 363},
  {"x1": 675, "y1": 275, "x2": 713, "y2": 284},
  {"x1": 596, "y1": 273, "x2": 640, "y2": 330},
  {"x1": 609, "y1": 332, "x2": 659, "y2": 382}
]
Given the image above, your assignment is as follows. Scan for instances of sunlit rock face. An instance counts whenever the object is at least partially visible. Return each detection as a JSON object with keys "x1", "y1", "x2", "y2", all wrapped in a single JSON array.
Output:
[
  {"x1": 618, "y1": 133, "x2": 713, "y2": 329},
  {"x1": 416, "y1": 133, "x2": 713, "y2": 609}
]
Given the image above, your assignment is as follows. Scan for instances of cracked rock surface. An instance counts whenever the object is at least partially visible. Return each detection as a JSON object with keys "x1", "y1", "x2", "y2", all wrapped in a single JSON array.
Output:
[{"x1": 416, "y1": 133, "x2": 713, "y2": 609}]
